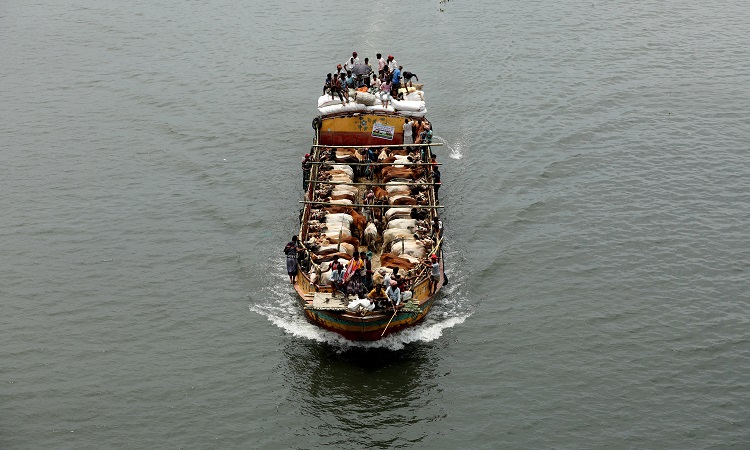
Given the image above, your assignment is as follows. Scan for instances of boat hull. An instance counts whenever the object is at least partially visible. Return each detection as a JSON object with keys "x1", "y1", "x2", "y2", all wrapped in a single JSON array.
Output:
[{"x1": 293, "y1": 255, "x2": 445, "y2": 341}]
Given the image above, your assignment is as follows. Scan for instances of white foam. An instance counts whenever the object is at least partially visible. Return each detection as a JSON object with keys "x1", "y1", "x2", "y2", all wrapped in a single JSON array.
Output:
[
  {"x1": 249, "y1": 274, "x2": 470, "y2": 350},
  {"x1": 433, "y1": 135, "x2": 463, "y2": 160}
]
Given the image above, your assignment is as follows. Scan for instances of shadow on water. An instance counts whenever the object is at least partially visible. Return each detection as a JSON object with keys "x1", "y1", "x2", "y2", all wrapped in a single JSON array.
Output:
[{"x1": 281, "y1": 338, "x2": 447, "y2": 448}]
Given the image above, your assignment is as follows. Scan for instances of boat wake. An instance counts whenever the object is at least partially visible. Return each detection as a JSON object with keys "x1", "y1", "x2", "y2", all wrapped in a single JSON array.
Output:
[
  {"x1": 249, "y1": 262, "x2": 470, "y2": 351},
  {"x1": 433, "y1": 135, "x2": 463, "y2": 160}
]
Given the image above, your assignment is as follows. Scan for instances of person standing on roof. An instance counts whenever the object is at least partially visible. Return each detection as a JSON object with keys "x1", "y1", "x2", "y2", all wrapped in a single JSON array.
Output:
[
  {"x1": 391, "y1": 65, "x2": 402, "y2": 99},
  {"x1": 330, "y1": 72, "x2": 344, "y2": 103},
  {"x1": 379, "y1": 78, "x2": 392, "y2": 108},
  {"x1": 344, "y1": 52, "x2": 359, "y2": 71},
  {"x1": 353, "y1": 58, "x2": 372, "y2": 87},
  {"x1": 377, "y1": 53, "x2": 387, "y2": 78}
]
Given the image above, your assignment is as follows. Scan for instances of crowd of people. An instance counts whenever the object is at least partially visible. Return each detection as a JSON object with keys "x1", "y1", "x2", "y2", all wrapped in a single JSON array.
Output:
[{"x1": 323, "y1": 51, "x2": 419, "y2": 103}]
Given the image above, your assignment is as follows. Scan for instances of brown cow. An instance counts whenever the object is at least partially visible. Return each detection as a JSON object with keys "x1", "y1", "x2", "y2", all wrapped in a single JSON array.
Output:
[
  {"x1": 312, "y1": 252, "x2": 353, "y2": 264},
  {"x1": 379, "y1": 253, "x2": 417, "y2": 271},
  {"x1": 335, "y1": 148, "x2": 362, "y2": 163},
  {"x1": 382, "y1": 167, "x2": 424, "y2": 183},
  {"x1": 372, "y1": 186, "x2": 389, "y2": 203},
  {"x1": 329, "y1": 193, "x2": 356, "y2": 203},
  {"x1": 391, "y1": 196, "x2": 418, "y2": 206},
  {"x1": 326, "y1": 235, "x2": 360, "y2": 249}
]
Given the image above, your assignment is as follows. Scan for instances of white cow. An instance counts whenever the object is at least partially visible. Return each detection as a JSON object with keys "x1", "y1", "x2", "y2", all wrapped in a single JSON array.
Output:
[
  {"x1": 385, "y1": 207, "x2": 412, "y2": 220},
  {"x1": 387, "y1": 218, "x2": 416, "y2": 230},
  {"x1": 363, "y1": 222, "x2": 378, "y2": 247},
  {"x1": 390, "y1": 239, "x2": 426, "y2": 259},
  {"x1": 383, "y1": 228, "x2": 414, "y2": 248},
  {"x1": 331, "y1": 164, "x2": 354, "y2": 179},
  {"x1": 386, "y1": 183, "x2": 410, "y2": 196}
]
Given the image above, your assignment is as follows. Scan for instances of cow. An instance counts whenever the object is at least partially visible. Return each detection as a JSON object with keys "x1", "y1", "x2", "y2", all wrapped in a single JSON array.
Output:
[
  {"x1": 387, "y1": 218, "x2": 417, "y2": 230},
  {"x1": 329, "y1": 193, "x2": 356, "y2": 203},
  {"x1": 385, "y1": 183, "x2": 410, "y2": 196},
  {"x1": 381, "y1": 167, "x2": 424, "y2": 183},
  {"x1": 326, "y1": 235, "x2": 360, "y2": 249},
  {"x1": 389, "y1": 195, "x2": 418, "y2": 206},
  {"x1": 383, "y1": 228, "x2": 414, "y2": 248},
  {"x1": 313, "y1": 243, "x2": 355, "y2": 257},
  {"x1": 324, "y1": 206, "x2": 366, "y2": 239},
  {"x1": 363, "y1": 222, "x2": 378, "y2": 248},
  {"x1": 372, "y1": 186, "x2": 389, "y2": 203},
  {"x1": 335, "y1": 148, "x2": 362, "y2": 163},
  {"x1": 379, "y1": 253, "x2": 418, "y2": 271},
  {"x1": 390, "y1": 239, "x2": 426, "y2": 259},
  {"x1": 330, "y1": 164, "x2": 354, "y2": 179},
  {"x1": 385, "y1": 207, "x2": 412, "y2": 220}
]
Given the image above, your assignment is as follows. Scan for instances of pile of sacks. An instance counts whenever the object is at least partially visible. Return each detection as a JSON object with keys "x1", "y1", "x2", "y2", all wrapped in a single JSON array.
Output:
[{"x1": 317, "y1": 90, "x2": 426, "y2": 117}]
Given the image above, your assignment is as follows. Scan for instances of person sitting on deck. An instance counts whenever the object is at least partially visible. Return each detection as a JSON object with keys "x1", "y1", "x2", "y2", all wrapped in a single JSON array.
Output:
[
  {"x1": 340, "y1": 73, "x2": 350, "y2": 103},
  {"x1": 335, "y1": 64, "x2": 346, "y2": 82},
  {"x1": 385, "y1": 279, "x2": 402, "y2": 309},
  {"x1": 347, "y1": 296, "x2": 375, "y2": 313},
  {"x1": 345, "y1": 70, "x2": 356, "y2": 90},
  {"x1": 369, "y1": 74, "x2": 380, "y2": 95},
  {"x1": 367, "y1": 283, "x2": 387, "y2": 310},
  {"x1": 324, "y1": 73, "x2": 333, "y2": 96}
]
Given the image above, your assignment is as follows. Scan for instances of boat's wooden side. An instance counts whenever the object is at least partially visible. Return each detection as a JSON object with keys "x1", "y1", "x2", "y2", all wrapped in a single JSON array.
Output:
[
  {"x1": 293, "y1": 256, "x2": 445, "y2": 340},
  {"x1": 317, "y1": 114, "x2": 406, "y2": 147}
]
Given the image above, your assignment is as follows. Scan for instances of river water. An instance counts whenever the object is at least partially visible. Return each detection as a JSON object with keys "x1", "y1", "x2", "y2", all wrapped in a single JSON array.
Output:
[{"x1": 2, "y1": 0, "x2": 748, "y2": 448}]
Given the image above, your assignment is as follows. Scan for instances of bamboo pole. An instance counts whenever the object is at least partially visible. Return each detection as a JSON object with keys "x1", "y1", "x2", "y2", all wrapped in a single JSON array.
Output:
[
  {"x1": 381, "y1": 309, "x2": 398, "y2": 337},
  {"x1": 300, "y1": 200, "x2": 443, "y2": 209}
]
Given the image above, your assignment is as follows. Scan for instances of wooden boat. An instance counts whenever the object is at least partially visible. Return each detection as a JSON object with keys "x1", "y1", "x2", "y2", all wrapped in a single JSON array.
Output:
[{"x1": 290, "y1": 87, "x2": 444, "y2": 341}]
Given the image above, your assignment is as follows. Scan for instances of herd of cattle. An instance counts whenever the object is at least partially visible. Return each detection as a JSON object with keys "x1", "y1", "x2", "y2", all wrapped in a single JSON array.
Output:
[{"x1": 302, "y1": 147, "x2": 439, "y2": 288}]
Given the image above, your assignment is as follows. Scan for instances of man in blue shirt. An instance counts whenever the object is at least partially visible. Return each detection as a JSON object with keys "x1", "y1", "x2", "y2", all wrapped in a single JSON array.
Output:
[{"x1": 391, "y1": 66, "x2": 402, "y2": 98}]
